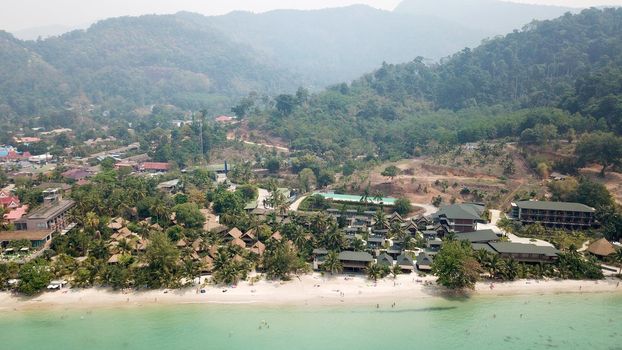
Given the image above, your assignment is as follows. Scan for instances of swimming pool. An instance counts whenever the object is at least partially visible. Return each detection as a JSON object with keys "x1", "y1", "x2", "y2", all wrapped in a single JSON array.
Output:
[{"x1": 315, "y1": 192, "x2": 397, "y2": 205}]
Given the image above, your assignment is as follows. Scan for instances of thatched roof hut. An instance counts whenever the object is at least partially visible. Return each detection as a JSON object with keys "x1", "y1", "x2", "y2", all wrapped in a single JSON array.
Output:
[
  {"x1": 587, "y1": 238, "x2": 616, "y2": 257},
  {"x1": 107, "y1": 254, "x2": 120, "y2": 264},
  {"x1": 249, "y1": 241, "x2": 266, "y2": 256}
]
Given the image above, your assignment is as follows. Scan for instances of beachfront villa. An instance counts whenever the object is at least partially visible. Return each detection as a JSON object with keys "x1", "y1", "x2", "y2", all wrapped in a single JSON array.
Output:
[
  {"x1": 416, "y1": 252, "x2": 433, "y2": 271},
  {"x1": 510, "y1": 201, "x2": 597, "y2": 230},
  {"x1": 472, "y1": 242, "x2": 560, "y2": 263}
]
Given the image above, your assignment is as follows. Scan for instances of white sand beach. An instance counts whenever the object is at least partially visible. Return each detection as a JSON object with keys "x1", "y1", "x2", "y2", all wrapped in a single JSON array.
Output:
[{"x1": 1, "y1": 274, "x2": 621, "y2": 312}]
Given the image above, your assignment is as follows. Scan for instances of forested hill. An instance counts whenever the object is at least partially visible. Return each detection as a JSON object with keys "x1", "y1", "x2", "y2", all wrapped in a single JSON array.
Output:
[
  {"x1": 1, "y1": 1, "x2": 576, "y2": 124},
  {"x1": 0, "y1": 15, "x2": 300, "y2": 122},
  {"x1": 358, "y1": 8, "x2": 622, "y2": 111},
  {"x1": 0, "y1": 32, "x2": 70, "y2": 117},
  {"x1": 203, "y1": 6, "x2": 481, "y2": 85},
  {"x1": 394, "y1": 0, "x2": 573, "y2": 37},
  {"x1": 247, "y1": 8, "x2": 622, "y2": 160}
]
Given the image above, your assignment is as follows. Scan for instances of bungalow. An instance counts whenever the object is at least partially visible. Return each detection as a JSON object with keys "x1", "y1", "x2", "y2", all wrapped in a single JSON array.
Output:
[
  {"x1": 231, "y1": 238, "x2": 247, "y2": 249},
  {"x1": 586, "y1": 238, "x2": 617, "y2": 258},
  {"x1": 426, "y1": 239, "x2": 443, "y2": 253},
  {"x1": 432, "y1": 203, "x2": 486, "y2": 232},
  {"x1": 249, "y1": 241, "x2": 266, "y2": 256},
  {"x1": 366, "y1": 235, "x2": 386, "y2": 250},
  {"x1": 396, "y1": 253, "x2": 415, "y2": 273},
  {"x1": 387, "y1": 212, "x2": 404, "y2": 224},
  {"x1": 223, "y1": 228, "x2": 243, "y2": 242},
  {"x1": 338, "y1": 251, "x2": 373, "y2": 272},
  {"x1": 376, "y1": 253, "x2": 394, "y2": 267},
  {"x1": 269, "y1": 231, "x2": 283, "y2": 241},
  {"x1": 416, "y1": 253, "x2": 434, "y2": 271},
  {"x1": 240, "y1": 229, "x2": 257, "y2": 245}
]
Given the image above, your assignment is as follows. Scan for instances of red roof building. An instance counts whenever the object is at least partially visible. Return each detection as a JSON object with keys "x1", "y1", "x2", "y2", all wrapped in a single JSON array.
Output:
[
  {"x1": 14, "y1": 137, "x2": 42, "y2": 144},
  {"x1": 4, "y1": 205, "x2": 28, "y2": 222},
  {"x1": 215, "y1": 115, "x2": 237, "y2": 123},
  {"x1": 0, "y1": 196, "x2": 20, "y2": 209},
  {"x1": 140, "y1": 162, "x2": 171, "y2": 172}
]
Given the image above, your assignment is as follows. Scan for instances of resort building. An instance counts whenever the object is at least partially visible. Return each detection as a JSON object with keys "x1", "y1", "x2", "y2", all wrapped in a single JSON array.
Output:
[
  {"x1": 477, "y1": 242, "x2": 560, "y2": 263},
  {"x1": 0, "y1": 229, "x2": 55, "y2": 249},
  {"x1": 432, "y1": 203, "x2": 486, "y2": 232},
  {"x1": 454, "y1": 230, "x2": 500, "y2": 244},
  {"x1": 14, "y1": 188, "x2": 75, "y2": 231},
  {"x1": 510, "y1": 201, "x2": 597, "y2": 230},
  {"x1": 313, "y1": 250, "x2": 373, "y2": 272},
  {"x1": 337, "y1": 251, "x2": 373, "y2": 271}
]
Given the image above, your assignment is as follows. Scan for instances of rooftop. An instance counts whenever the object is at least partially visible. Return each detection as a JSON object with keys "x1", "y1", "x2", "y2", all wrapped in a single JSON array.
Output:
[
  {"x1": 587, "y1": 238, "x2": 617, "y2": 257},
  {"x1": 514, "y1": 201, "x2": 595, "y2": 213},
  {"x1": 0, "y1": 229, "x2": 53, "y2": 241},
  {"x1": 454, "y1": 230, "x2": 500, "y2": 243},
  {"x1": 488, "y1": 242, "x2": 559, "y2": 257},
  {"x1": 338, "y1": 251, "x2": 373, "y2": 262},
  {"x1": 433, "y1": 203, "x2": 484, "y2": 221},
  {"x1": 20, "y1": 199, "x2": 75, "y2": 221}
]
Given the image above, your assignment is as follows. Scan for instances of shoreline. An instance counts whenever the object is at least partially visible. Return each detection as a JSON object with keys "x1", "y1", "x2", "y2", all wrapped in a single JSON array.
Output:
[{"x1": 1, "y1": 273, "x2": 620, "y2": 312}]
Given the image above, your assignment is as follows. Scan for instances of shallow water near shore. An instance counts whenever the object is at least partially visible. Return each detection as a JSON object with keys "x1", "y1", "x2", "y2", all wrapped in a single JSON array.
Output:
[{"x1": 1, "y1": 293, "x2": 621, "y2": 350}]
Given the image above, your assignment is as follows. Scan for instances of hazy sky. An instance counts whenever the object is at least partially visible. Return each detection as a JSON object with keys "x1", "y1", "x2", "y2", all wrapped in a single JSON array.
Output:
[{"x1": 2, "y1": 0, "x2": 622, "y2": 32}]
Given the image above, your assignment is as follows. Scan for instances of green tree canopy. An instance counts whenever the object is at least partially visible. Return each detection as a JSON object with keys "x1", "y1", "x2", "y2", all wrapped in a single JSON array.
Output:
[{"x1": 431, "y1": 240, "x2": 481, "y2": 290}]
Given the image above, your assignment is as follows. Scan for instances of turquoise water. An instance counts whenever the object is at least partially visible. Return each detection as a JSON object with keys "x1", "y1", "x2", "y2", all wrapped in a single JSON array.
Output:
[
  {"x1": 317, "y1": 192, "x2": 397, "y2": 205},
  {"x1": 1, "y1": 293, "x2": 621, "y2": 350}
]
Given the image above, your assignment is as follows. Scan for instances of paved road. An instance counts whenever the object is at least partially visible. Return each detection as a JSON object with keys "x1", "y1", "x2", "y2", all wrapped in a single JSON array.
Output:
[
  {"x1": 483, "y1": 209, "x2": 554, "y2": 247},
  {"x1": 289, "y1": 195, "x2": 308, "y2": 211},
  {"x1": 412, "y1": 203, "x2": 438, "y2": 217}
]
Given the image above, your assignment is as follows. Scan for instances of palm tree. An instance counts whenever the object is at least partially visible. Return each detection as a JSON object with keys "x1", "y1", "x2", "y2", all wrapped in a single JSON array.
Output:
[
  {"x1": 290, "y1": 226, "x2": 310, "y2": 253},
  {"x1": 359, "y1": 185, "x2": 371, "y2": 205},
  {"x1": 390, "y1": 264, "x2": 402, "y2": 280},
  {"x1": 444, "y1": 232, "x2": 456, "y2": 241},
  {"x1": 151, "y1": 200, "x2": 170, "y2": 223},
  {"x1": 366, "y1": 263, "x2": 384, "y2": 282},
  {"x1": 373, "y1": 191, "x2": 384, "y2": 211},
  {"x1": 85, "y1": 211, "x2": 100, "y2": 233},
  {"x1": 322, "y1": 251, "x2": 343, "y2": 275},
  {"x1": 505, "y1": 259, "x2": 519, "y2": 281},
  {"x1": 350, "y1": 238, "x2": 366, "y2": 252},
  {"x1": 374, "y1": 210, "x2": 388, "y2": 230},
  {"x1": 321, "y1": 229, "x2": 346, "y2": 252},
  {"x1": 389, "y1": 222, "x2": 406, "y2": 241},
  {"x1": 475, "y1": 249, "x2": 491, "y2": 266},
  {"x1": 488, "y1": 254, "x2": 501, "y2": 278}
]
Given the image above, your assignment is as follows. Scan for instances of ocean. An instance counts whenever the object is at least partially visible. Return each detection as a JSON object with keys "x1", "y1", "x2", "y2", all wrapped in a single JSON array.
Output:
[{"x1": 1, "y1": 293, "x2": 620, "y2": 350}]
